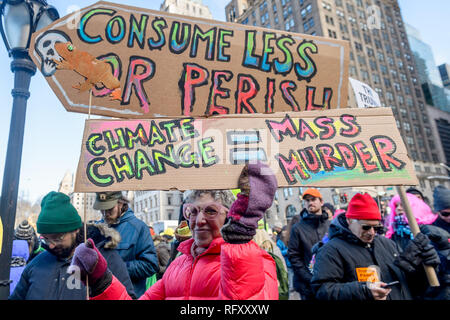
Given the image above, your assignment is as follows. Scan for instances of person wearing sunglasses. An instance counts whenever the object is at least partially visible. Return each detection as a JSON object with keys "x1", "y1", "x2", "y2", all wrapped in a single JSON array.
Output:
[
  {"x1": 68, "y1": 162, "x2": 279, "y2": 300},
  {"x1": 432, "y1": 185, "x2": 450, "y2": 234},
  {"x1": 311, "y1": 193, "x2": 440, "y2": 300}
]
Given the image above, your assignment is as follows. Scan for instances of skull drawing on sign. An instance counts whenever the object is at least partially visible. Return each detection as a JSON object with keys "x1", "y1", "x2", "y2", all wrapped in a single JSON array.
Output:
[{"x1": 35, "y1": 30, "x2": 71, "y2": 77}]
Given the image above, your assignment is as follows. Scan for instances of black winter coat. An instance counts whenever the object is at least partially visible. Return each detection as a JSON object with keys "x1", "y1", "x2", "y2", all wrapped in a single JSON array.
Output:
[
  {"x1": 433, "y1": 216, "x2": 450, "y2": 234},
  {"x1": 420, "y1": 224, "x2": 450, "y2": 300},
  {"x1": 9, "y1": 224, "x2": 137, "y2": 300},
  {"x1": 287, "y1": 209, "x2": 330, "y2": 299},
  {"x1": 311, "y1": 214, "x2": 425, "y2": 300}
]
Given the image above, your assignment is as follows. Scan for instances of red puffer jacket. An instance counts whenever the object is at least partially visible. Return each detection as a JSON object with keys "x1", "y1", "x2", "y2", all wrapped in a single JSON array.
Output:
[{"x1": 92, "y1": 237, "x2": 279, "y2": 300}]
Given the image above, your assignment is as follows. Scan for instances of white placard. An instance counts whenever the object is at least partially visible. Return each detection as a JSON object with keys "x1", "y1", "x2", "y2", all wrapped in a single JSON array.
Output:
[{"x1": 349, "y1": 77, "x2": 382, "y2": 108}]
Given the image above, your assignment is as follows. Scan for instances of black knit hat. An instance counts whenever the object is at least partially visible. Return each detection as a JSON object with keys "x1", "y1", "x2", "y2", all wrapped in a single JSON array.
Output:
[
  {"x1": 406, "y1": 187, "x2": 424, "y2": 199},
  {"x1": 15, "y1": 220, "x2": 36, "y2": 240}
]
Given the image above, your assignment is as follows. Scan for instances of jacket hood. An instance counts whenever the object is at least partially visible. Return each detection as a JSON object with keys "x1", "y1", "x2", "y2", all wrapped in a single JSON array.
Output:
[
  {"x1": 301, "y1": 208, "x2": 329, "y2": 223},
  {"x1": 87, "y1": 223, "x2": 121, "y2": 249},
  {"x1": 328, "y1": 213, "x2": 367, "y2": 246}
]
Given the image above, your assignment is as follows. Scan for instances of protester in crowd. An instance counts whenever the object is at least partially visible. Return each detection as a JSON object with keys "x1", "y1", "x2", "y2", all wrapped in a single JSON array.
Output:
[
  {"x1": 276, "y1": 226, "x2": 290, "y2": 271},
  {"x1": 333, "y1": 209, "x2": 346, "y2": 219},
  {"x1": 285, "y1": 213, "x2": 302, "y2": 299},
  {"x1": 419, "y1": 224, "x2": 449, "y2": 300},
  {"x1": 253, "y1": 220, "x2": 289, "y2": 300},
  {"x1": 276, "y1": 225, "x2": 293, "y2": 299},
  {"x1": 424, "y1": 185, "x2": 450, "y2": 300},
  {"x1": 69, "y1": 162, "x2": 279, "y2": 300},
  {"x1": 311, "y1": 193, "x2": 440, "y2": 300},
  {"x1": 160, "y1": 228, "x2": 175, "y2": 244},
  {"x1": 406, "y1": 187, "x2": 425, "y2": 201},
  {"x1": 272, "y1": 221, "x2": 283, "y2": 242},
  {"x1": 169, "y1": 220, "x2": 192, "y2": 264},
  {"x1": 322, "y1": 203, "x2": 335, "y2": 221},
  {"x1": 432, "y1": 185, "x2": 450, "y2": 233},
  {"x1": 94, "y1": 191, "x2": 158, "y2": 298},
  {"x1": 152, "y1": 235, "x2": 171, "y2": 280},
  {"x1": 167, "y1": 202, "x2": 190, "y2": 267},
  {"x1": 288, "y1": 188, "x2": 330, "y2": 300},
  {"x1": 149, "y1": 226, "x2": 156, "y2": 238},
  {"x1": 14, "y1": 220, "x2": 44, "y2": 262},
  {"x1": 386, "y1": 193, "x2": 437, "y2": 250},
  {"x1": 9, "y1": 191, "x2": 136, "y2": 299},
  {"x1": 254, "y1": 220, "x2": 287, "y2": 271},
  {"x1": 9, "y1": 239, "x2": 29, "y2": 295}
]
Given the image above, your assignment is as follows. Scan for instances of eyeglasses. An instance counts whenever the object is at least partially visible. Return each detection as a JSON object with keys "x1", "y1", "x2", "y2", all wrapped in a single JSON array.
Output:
[
  {"x1": 439, "y1": 211, "x2": 450, "y2": 217},
  {"x1": 40, "y1": 233, "x2": 69, "y2": 246},
  {"x1": 183, "y1": 202, "x2": 228, "y2": 220},
  {"x1": 359, "y1": 223, "x2": 385, "y2": 233}
]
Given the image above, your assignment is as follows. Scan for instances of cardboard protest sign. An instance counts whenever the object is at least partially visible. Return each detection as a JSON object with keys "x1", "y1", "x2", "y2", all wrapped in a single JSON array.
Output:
[
  {"x1": 349, "y1": 77, "x2": 381, "y2": 108},
  {"x1": 74, "y1": 107, "x2": 417, "y2": 192},
  {"x1": 29, "y1": 1, "x2": 349, "y2": 119}
]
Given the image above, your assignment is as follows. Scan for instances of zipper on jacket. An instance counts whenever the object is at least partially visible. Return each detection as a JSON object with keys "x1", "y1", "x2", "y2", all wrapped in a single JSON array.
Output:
[{"x1": 184, "y1": 242, "x2": 219, "y2": 299}]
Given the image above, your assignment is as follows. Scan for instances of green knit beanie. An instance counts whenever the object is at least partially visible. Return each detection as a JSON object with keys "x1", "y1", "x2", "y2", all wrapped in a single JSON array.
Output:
[{"x1": 37, "y1": 191, "x2": 82, "y2": 234}]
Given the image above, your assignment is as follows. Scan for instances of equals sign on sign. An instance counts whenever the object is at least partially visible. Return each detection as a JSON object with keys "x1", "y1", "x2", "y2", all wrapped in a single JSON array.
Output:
[{"x1": 227, "y1": 130, "x2": 268, "y2": 165}]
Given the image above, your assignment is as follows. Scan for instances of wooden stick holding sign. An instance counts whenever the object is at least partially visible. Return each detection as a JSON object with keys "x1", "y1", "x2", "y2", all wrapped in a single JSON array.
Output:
[
  {"x1": 396, "y1": 186, "x2": 440, "y2": 287},
  {"x1": 83, "y1": 192, "x2": 89, "y2": 299}
]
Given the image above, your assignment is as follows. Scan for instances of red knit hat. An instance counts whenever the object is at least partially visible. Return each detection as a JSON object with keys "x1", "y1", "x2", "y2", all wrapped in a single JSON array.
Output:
[{"x1": 345, "y1": 193, "x2": 381, "y2": 220}]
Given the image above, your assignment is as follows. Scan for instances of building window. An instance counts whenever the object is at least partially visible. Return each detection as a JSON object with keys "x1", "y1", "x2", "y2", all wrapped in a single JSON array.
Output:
[
  {"x1": 328, "y1": 29, "x2": 337, "y2": 38},
  {"x1": 326, "y1": 15, "x2": 334, "y2": 25},
  {"x1": 404, "y1": 122, "x2": 411, "y2": 132},
  {"x1": 303, "y1": 17, "x2": 314, "y2": 31},
  {"x1": 357, "y1": 55, "x2": 366, "y2": 66},
  {"x1": 354, "y1": 42, "x2": 363, "y2": 51}
]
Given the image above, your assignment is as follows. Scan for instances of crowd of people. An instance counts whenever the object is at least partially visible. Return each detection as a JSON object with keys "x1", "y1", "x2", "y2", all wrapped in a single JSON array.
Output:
[{"x1": 6, "y1": 161, "x2": 449, "y2": 300}]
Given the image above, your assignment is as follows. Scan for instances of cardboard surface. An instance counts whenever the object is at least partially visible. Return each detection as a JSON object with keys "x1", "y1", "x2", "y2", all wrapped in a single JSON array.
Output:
[
  {"x1": 29, "y1": 1, "x2": 349, "y2": 118},
  {"x1": 74, "y1": 108, "x2": 417, "y2": 192}
]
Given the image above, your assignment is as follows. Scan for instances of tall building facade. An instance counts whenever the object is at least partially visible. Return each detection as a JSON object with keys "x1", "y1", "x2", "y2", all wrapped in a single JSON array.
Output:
[
  {"x1": 160, "y1": 0, "x2": 213, "y2": 18},
  {"x1": 225, "y1": 0, "x2": 450, "y2": 205},
  {"x1": 406, "y1": 24, "x2": 450, "y2": 112},
  {"x1": 133, "y1": 190, "x2": 183, "y2": 226},
  {"x1": 427, "y1": 105, "x2": 450, "y2": 167}
]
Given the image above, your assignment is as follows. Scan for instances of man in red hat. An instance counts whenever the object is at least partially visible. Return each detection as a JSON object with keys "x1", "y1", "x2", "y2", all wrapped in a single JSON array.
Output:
[
  {"x1": 310, "y1": 193, "x2": 440, "y2": 300},
  {"x1": 288, "y1": 188, "x2": 330, "y2": 300}
]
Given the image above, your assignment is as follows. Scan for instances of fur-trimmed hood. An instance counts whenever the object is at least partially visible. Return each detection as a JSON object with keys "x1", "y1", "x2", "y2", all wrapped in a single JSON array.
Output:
[{"x1": 87, "y1": 223, "x2": 121, "y2": 250}]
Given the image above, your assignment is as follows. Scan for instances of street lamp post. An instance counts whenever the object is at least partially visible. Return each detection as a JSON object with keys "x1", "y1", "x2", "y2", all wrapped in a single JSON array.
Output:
[{"x1": 0, "y1": 0, "x2": 58, "y2": 299}]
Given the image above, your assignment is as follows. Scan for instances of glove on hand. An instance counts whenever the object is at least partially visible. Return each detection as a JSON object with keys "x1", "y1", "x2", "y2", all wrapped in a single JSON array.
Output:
[
  {"x1": 420, "y1": 243, "x2": 441, "y2": 268},
  {"x1": 69, "y1": 238, "x2": 108, "y2": 285},
  {"x1": 396, "y1": 233, "x2": 440, "y2": 272},
  {"x1": 221, "y1": 162, "x2": 277, "y2": 244}
]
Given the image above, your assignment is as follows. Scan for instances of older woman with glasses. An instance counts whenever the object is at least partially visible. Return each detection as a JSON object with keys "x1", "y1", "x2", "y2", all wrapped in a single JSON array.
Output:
[{"x1": 69, "y1": 162, "x2": 279, "y2": 300}]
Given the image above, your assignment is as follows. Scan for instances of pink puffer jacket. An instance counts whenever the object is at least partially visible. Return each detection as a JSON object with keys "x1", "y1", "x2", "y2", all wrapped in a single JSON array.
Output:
[{"x1": 92, "y1": 237, "x2": 278, "y2": 300}]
